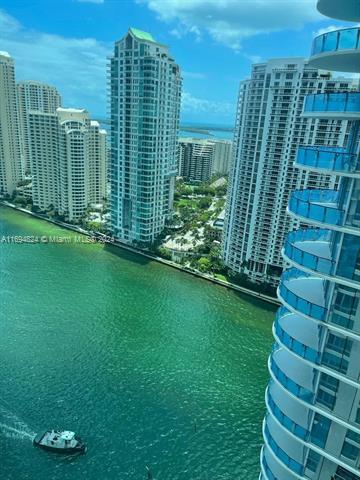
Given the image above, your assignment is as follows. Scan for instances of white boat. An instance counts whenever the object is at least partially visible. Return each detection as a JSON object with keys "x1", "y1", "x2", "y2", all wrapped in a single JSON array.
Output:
[{"x1": 33, "y1": 430, "x2": 86, "y2": 454}]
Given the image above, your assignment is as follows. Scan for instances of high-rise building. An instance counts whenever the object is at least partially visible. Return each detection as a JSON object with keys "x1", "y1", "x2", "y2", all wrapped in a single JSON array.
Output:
[
  {"x1": 17, "y1": 81, "x2": 61, "y2": 173},
  {"x1": 109, "y1": 27, "x2": 181, "y2": 245},
  {"x1": 28, "y1": 108, "x2": 107, "y2": 221},
  {"x1": 212, "y1": 139, "x2": 232, "y2": 175},
  {"x1": 178, "y1": 137, "x2": 232, "y2": 183},
  {"x1": 222, "y1": 58, "x2": 356, "y2": 286},
  {"x1": 178, "y1": 138, "x2": 214, "y2": 183},
  {"x1": 260, "y1": 2, "x2": 360, "y2": 480},
  {"x1": 0, "y1": 51, "x2": 22, "y2": 196}
]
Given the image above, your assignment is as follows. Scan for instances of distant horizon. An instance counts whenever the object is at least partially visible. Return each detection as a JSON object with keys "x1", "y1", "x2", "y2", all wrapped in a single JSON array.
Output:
[{"x1": 1, "y1": 0, "x2": 354, "y2": 124}]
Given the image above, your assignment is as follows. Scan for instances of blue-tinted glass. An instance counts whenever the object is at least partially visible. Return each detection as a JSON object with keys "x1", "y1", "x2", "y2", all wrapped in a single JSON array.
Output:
[
  {"x1": 323, "y1": 31, "x2": 338, "y2": 52},
  {"x1": 313, "y1": 35, "x2": 323, "y2": 54},
  {"x1": 338, "y1": 28, "x2": 359, "y2": 50}
]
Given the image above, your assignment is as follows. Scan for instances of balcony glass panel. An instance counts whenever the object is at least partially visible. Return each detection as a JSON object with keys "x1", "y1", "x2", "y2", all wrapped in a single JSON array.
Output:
[
  {"x1": 264, "y1": 423, "x2": 304, "y2": 476},
  {"x1": 289, "y1": 189, "x2": 344, "y2": 227},
  {"x1": 311, "y1": 27, "x2": 360, "y2": 55},
  {"x1": 261, "y1": 451, "x2": 276, "y2": 480},
  {"x1": 296, "y1": 146, "x2": 359, "y2": 174},
  {"x1": 267, "y1": 389, "x2": 310, "y2": 441},
  {"x1": 304, "y1": 93, "x2": 360, "y2": 114},
  {"x1": 279, "y1": 268, "x2": 327, "y2": 321},
  {"x1": 270, "y1": 353, "x2": 315, "y2": 403},
  {"x1": 323, "y1": 30, "x2": 339, "y2": 51},
  {"x1": 284, "y1": 229, "x2": 335, "y2": 276},
  {"x1": 274, "y1": 308, "x2": 322, "y2": 364}
]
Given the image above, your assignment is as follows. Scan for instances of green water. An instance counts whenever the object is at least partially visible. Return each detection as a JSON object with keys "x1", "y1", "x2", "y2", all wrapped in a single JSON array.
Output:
[{"x1": 0, "y1": 206, "x2": 275, "y2": 480}]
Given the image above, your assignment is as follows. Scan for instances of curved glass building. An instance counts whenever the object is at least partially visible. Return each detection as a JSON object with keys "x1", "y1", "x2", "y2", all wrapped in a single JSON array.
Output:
[{"x1": 260, "y1": 1, "x2": 360, "y2": 479}]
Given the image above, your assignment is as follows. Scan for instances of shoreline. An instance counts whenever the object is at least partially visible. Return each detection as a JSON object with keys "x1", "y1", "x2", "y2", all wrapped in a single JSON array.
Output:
[{"x1": 0, "y1": 201, "x2": 280, "y2": 307}]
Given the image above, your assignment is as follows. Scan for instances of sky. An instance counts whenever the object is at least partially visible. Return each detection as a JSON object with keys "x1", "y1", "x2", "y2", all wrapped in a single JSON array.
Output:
[{"x1": 0, "y1": 0, "x2": 354, "y2": 125}]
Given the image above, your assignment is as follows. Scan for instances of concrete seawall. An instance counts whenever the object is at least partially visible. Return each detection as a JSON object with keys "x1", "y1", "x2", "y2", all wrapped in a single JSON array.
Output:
[{"x1": 0, "y1": 202, "x2": 280, "y2": 307}]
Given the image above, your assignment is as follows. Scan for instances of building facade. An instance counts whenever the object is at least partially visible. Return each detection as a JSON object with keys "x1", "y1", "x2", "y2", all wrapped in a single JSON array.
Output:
[
  {"x1": 260, "y1": 2, "x2": 360, "y2": 479},
  {"x1": 212, "y1": 139, "x2": 232, "y2": 175},
  {"x1": 178, "y1": 138, "x2": 214, "y2": 183},
  {"x1": 222, "y1": 58, "x2": 356, "y2": 286},
  {"x1": 17, "y1": 80, "x2": 61, "y2": 173},
  {"x1": 178, "y1": 137, "x2": 232, "y2": 183},
  {"x1": 0, "y1": 51, "x2": 22, "y2": 196},
  {"x1": 109, "y1": 27, "x2": 181, "y2": 245},
  {"x1": 28, "y1": 108, "x2": 107, "y2": 221}
]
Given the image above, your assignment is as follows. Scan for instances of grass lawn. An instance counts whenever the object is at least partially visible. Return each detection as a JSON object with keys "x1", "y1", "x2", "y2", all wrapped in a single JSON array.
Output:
[
  {"x1": 175, "y1": 198, "x2": 199, "y2": 208},
  {"x1": 214, "y1": 273, "x2": 228, "y2": 282}
]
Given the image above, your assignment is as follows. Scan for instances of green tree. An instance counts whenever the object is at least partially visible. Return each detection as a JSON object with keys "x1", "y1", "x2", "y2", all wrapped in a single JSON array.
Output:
[{"x1": 197, "y1": 257, "x2": 211, "y2": 272}]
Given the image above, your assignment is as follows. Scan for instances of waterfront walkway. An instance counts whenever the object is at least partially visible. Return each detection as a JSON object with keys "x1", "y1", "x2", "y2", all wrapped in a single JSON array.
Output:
[{"x1": 0, "y1": 202, "x2": 280, "y2": 307}]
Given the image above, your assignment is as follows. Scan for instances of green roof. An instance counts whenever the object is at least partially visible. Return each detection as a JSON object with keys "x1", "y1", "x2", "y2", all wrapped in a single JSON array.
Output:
[{"x1": 129, "y1": 27, "x2": 156, "y2": 43}]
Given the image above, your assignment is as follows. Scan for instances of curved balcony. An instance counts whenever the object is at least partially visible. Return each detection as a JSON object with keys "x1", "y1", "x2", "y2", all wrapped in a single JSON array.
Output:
[
  {"x1": 266, "y1": 388, "x2": 310, "y2": 441},
  {"x1": 317, "y1": 0, "x2": 360, "y2": 23},
  {"x1": 284, "y1": 229, "x2": 360, "y2": 287},
  {"x1": 278, "y1": 268, "x2": 327, "y2": 321},
  {"x1": 303, "y1": 92, "x2": 360, "y2": 119},
  {"x1": 261, "y1": 445, "x2": 300, "y2": 480},
  {"x1": 288, "y1": 189, "x2": 345, "y2": 230},
  {"x1": 268, "y1": 379, "x2": 315, "y2": 435},
  {"x1": 295, "y1": 146, "x2": 360, "y2": 176},
  {"x1": 270, "y1": 347, "x2": 315, "y2": 404},
  {"x1": 264, "y1": 416, "x2": 306, "y2": 477},
  {"x1": 310, "y1": 27, "x2": 360, "y2": 72},
  {"x1": 284, "y1": 229, "x2": 334, "y2": 277},
  {"x1": 274, "y1": 307, "x2": 322, "y2": 364}
]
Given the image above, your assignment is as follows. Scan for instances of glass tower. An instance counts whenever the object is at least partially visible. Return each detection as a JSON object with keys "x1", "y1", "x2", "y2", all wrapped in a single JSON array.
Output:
[
  {"x1": 260, "y1": 1, "x2": 360, "y2": 479},
  {"x1": 109, "y1": 28, "x2": 181, "y2": 245}
]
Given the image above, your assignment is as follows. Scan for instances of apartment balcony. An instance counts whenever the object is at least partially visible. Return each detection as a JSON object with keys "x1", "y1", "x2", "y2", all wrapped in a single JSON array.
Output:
[
  {"x1": 260, "y1": 445, "x2": 299, "y2": 480},
  {"x1": 288, "y1": 189, "x2": 345, "y2": 230},
  {"x1": 302, "y1": 92, "x2": 360, "y2": 119},
  {"x1": 269, "y1": 347, "x2": 315, "y2": 404},
  {"x1": 274, "y1": 307, "x2": 322, "y2": 364},
  {"x1": 284, "y1": 229, "x2": 360, "y2": 287},
  {"x1": 278, "y1": 268, "x2": 327, "y2": 321},
  {"x1": 295, "y1": 146, "x2": 360, "y2": 177},
  {"x1": 268, "y1": 379, "x2": 316, "y2": 436},
  {"x1": 309, "y1": 27, "x2": 360, "y2": 72},
  {"x1": 317, "y1": 0, "x2": 360, "y2": 22},
  {"x1": 263, "y1": 415, "x2": 307, "y2": 477}
]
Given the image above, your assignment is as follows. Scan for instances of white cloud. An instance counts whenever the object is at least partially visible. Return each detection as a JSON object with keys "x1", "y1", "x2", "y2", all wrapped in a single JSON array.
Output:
[
  {"x1": 0, "y1": 9, "x2": 111, "y2": 116},
  {"x1": 313, "y1": 25, "x2": 346, "y2": 37},
  {"x1": 140, "y1": 0, "x2": 322, "y2": 51},
  {"x1": 181, "y1": 91, "x2": 234, "y2": 117},
  {"x1": 77, "y1": 0, "x2": 104, "y2": 4},
  {"x1": 313, "y1": 23, "x2": 360, "y2": 37}
]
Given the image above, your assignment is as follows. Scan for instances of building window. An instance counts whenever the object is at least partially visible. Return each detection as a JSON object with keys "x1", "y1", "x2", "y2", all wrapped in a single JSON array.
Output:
[
  {"x1": 316, "y1": 373, "x2": 339, "y2": 410},
  {"x1": 341, "y1": 429, "x2": 360, "y2": 461},
  {"x1": 305, "y1": 449, "x2": 321, "y2": 473},
  {"x1": 310, "y1": 413, "x2": 331, "y2": 448}
]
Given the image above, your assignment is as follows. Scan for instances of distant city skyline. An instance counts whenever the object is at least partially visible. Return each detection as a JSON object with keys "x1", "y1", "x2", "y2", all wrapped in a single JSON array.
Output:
[{"x1": 0, "y1": 0, "x2": 357, "y2": 124}]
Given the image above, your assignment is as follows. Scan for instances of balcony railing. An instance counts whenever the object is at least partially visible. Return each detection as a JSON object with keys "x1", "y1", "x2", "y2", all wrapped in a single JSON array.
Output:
[
  {"x1": 278, "y1": 268, "x2": 327, "y2": 321},
  {"x1": 284, "y1": 228, "x2": 335, "y2": 277},
  {"x1": 303, "y1": 92, "x2": 360, "y2": 115},
  {"x1": 260, "y1": 447, "x2": 276, "y2": 480},
  {"x1": 296, "y1": 146, "x2": 359, "y2": 174},
  {"x1": 274, "y1": 307, "x2": 322, "y2": 364},
  {"x1": 267, "y1": 388, "x2": 310, "y2": 441},
  {"x1": 311, "y1": 27, "x2": 360, "y2": 56},
  {"x1": 263, "y1": 422, "x2": 305, "y2": 476},
  {"x1": 270, "y1": 354, "x2": 315, "y2": 403},
  {"x1": 288, "y1": 189, "x2": 345, "y2": 227}
]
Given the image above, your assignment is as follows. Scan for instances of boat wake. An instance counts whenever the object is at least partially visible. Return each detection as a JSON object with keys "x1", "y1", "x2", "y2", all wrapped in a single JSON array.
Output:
[{"x1": 0, "y1": 403, "x2": 36, "y2": 441}]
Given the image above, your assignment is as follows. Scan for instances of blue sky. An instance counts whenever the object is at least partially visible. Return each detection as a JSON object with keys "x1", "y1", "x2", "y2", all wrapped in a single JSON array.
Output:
[{"x1": 0, "y1": 0, "x2": 352, "y2": 125}]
